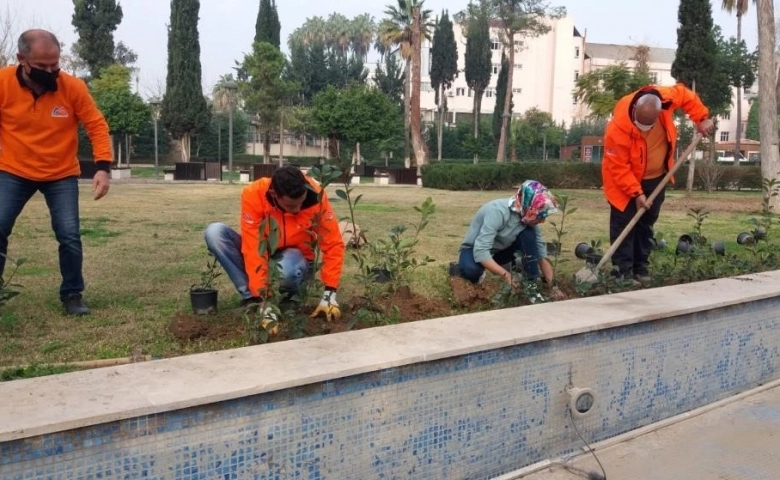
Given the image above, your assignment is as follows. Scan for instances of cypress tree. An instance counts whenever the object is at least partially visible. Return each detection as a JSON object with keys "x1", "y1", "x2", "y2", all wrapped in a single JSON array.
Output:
[
  {"x1": 162, "y1": 0, "x2": 210, "y2": 162},
  {"x1": 464, "y1": 2, "x2": 492, "y2": 161},
  {"x1": 255, "y1": 0, "x2": 281, "y2": 49},
  {"x1": 492, "y1": 53, "x2": 512, "y2": 144},
  {"x1": 71, "y1": 0, "x2": 123, "y2": 79}
]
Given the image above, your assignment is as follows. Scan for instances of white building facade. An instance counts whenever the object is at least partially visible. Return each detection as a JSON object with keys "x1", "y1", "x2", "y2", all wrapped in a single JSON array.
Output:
[{"x1": 417, "y1": 16, "x2": 751, "y2": 145}]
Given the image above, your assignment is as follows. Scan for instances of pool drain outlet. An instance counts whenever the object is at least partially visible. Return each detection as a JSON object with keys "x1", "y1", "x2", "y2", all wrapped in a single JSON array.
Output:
[{"x1": 567, "y1": 386, "x2": 596, "y2": 418}]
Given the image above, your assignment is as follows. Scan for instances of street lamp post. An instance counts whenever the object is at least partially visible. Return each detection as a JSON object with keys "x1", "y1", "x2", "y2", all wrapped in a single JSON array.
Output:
[
  {"x1": 542, "y1": 122, "x2": 550, "y2": 162},
  {"x1": 223, "y1": 80, "x2": 239, "y2": 184},
  {"x1": 150, "y1": 97, "x2": 162, "y2": 179}
]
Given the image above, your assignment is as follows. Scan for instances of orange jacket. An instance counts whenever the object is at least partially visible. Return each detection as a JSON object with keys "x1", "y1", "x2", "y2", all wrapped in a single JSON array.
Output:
[
  {"x1": 602, "y1": 83, "x2": 709, "y2": 211},
  {"x1": 0, "y1": 66, "x2": 112, "y2": 181},
  {"x1": 240, "y1": 176, "x2": 344, "y2": 297}
]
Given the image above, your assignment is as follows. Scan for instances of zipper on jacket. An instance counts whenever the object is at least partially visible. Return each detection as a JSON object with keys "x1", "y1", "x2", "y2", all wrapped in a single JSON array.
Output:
[{"x1": 281, "y1": 215, "x2": 287, "y2": 249}]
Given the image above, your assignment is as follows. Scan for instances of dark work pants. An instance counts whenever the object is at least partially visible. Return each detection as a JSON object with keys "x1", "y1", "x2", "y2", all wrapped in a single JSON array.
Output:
[{"x1": 609, "y1": 176, "x2": 665, "y2": 276}]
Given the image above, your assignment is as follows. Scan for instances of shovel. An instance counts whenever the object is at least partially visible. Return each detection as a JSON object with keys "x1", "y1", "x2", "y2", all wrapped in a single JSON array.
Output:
[{"x1": 574, "y1": 133, "x2": 703, "y2": 285}]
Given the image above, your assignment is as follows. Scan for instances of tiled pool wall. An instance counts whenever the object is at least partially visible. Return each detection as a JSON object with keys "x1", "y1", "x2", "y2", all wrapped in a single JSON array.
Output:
[{"x1": 2, "y1": 298, "x2": 780, "y2": 480}]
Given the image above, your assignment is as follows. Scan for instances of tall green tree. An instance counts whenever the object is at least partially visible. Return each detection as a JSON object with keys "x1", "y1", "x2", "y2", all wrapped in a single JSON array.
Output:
[
  {"x1": 311, "y1": 84, "x2": 399, "y2": 160},
  {"x1": 756, "y1": 0, "x2": 779, "y2": 207},
  {"x1": 71, "y1": 0, "x2": 123, "y2": 79},
  {"x1": 574, "y1": 62, "x2": 653, "y2": 118},
  {"x1": 462, "y1": 0, "x2": 492, "y2": 163},
  {"x1": 373, "y1": 53, "x2": 405, "y2": 109},
  {"x1": 489, "y1": 0, "x2": 565, "y2": 162},
  {"x1": 254, "y1": 0, "x2": 281, "y2": 49},
  {"x1": 241, "y1": 41, "x2": 296, "y2": 163},
  {"x1": 162, "y1": 0, "x2": 211, "y2": 162},
  {"x1": 492, "y1": 53, "x2": 512, "y2": 148},
  {"x1": 745, "y1": 98, "x2": 760, "y2": 141},
  {"x1": 715, "y1": 32, "x2": 757, "y2": 163},
  {"x1": 430, "y1": 11, "x2": 458, "y2": 161},
  {"x1": 90, "y1": 65, "x2": 150, "y2": 166}
]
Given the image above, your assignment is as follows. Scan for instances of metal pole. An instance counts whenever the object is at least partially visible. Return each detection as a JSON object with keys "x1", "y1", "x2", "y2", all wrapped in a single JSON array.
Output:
[
  {"x1": 228, "y1": 101, "x2": 234, "y2": 184},
  {"x1": 153, "y1": 116, "x2": 159, "y2": 179},
  {"x1": 542, "y1": 132, "x2": 547, "y2": 162}
]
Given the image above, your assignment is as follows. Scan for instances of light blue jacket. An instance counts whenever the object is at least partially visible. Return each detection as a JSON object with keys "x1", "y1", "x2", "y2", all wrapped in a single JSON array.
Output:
[{"x1": 460, "y1": 198, "x2": 547, "y2": 263}]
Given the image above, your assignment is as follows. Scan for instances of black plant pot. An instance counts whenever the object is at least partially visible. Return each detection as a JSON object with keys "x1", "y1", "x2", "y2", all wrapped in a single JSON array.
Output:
[
  {"x1": 711, "y1": 241, "x2": 726, "y2": 256},
  {"x1": 737, "y1": 232, "x2": 755, "y2": 246},
  {"x1": 574, "y1": 242, "x2": 594, "y2": 260},
  {"x1": 448, "y1": 261, "x2": 461, "y2": 277},
  {"x1": 676, "y1": 234, "x2": 694, "y2": 255},
  {"x1": 190, "y1": 288, "x2": 218, "y2": 315},
  {"x1": 754, "y1": 226, "x2": 767, "y2": 240},
  {"x1": 370, "y1": 267, "x2": 392, "y2": 284},
  {"x1": 546, "y1": 242, "x2": 561, "y2": 257},
  {"x1": 585, "y1": 253, "x2": 603, "y2": 266},
  {"x1": 652, "y1": 238, "x2": 668, "y2": 250}
]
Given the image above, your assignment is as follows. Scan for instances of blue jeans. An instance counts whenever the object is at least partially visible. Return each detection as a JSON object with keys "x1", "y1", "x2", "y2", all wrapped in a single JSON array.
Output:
[
  {"x1": 204, "y1": 222, "x2": 310, "y2": 299},
  {"x1": 0, "y1": 172, "x2": 83, "y2": 299},
  {"x1": 459, "y1": 227, "x2": 541, "y2": 284}
]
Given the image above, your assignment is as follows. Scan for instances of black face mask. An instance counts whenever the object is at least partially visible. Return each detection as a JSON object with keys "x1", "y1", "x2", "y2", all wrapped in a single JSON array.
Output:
[{"x1": 27, "y1": 66, "x2": 60, "y2": 92}]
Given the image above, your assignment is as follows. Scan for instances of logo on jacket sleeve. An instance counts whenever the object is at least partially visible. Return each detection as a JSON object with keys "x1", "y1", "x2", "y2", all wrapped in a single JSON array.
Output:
[{"x1": 51, "y1": 106, "x2": 69, "y2": 118}]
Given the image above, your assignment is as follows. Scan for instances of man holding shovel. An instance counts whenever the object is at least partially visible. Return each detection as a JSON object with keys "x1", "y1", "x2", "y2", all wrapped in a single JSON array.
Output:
[{"x1": 602, "y1": 83, "x2": 714, "y2": 284}]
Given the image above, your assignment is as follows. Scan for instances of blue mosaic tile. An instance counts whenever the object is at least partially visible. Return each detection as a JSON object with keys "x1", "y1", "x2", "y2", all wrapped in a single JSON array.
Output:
[{"x1": 1, "y1": 297, "x2": 779, "y2": 479}]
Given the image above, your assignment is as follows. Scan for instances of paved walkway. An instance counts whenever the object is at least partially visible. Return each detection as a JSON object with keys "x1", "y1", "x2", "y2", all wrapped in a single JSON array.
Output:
[{"x1": 519, "y1": 383, "x2": 780, "y2": 480}]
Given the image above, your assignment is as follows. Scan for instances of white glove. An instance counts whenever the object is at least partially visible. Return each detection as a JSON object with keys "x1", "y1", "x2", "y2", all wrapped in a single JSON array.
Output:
[
  {"x1": 259, "y1": 306, "x2": 279, "y2": 334},
  {"x1": 310, "y1": 290, "x2": 341, "y2": 322}
]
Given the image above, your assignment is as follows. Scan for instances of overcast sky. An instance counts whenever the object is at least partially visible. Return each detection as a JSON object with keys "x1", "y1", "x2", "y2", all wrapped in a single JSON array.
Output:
[{"x1": 8, "y1": 0, "x2": 761, "y2": 98}]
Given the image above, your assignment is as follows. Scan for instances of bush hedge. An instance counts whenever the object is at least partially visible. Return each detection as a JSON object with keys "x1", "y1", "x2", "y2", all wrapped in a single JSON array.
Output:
[{"x1": 421, "y1": 161, "x2": 763, "y2": 192}]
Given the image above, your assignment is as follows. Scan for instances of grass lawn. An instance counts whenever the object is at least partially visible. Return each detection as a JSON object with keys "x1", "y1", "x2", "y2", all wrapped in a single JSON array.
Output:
[{"x1": 0, "y1": 181, "x2": 767, "y2": 370}]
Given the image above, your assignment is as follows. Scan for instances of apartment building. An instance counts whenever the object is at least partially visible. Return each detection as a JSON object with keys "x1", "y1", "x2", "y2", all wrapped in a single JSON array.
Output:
[{"x1": 417, "y1": 16, "x2": 751, "y2": 146}]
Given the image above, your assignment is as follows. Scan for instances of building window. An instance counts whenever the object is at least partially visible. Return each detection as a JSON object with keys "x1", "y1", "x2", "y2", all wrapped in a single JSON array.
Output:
[
  {"x1": 490, "y1": 39, "x2": 501, "y2": 51},
  {"x1": 720, "y1": 131, "x2": 730, "y2": 142},
  {"x1": 572, "y1": 94, "x2": 578, "y2": 105},
  {"x1": 486, "y1": 89, "x2": 495, "y2": 98},
  {"x1": 514, "y1": 63, "x2": 523, "y2": 69},
  {"x1": 722, "y1": 111, "x2": 731, "y2": 120},
  {"x1": 456, "y1": 87, "x2": 465, "y2": 96},
  {"x1": 512, "y1": 88, "x2": 522, "y2": 94},
  {"x1": 574, "y1": 70, "x2": 579, "y2": 81},
  {"x1": 574, "y1": 46, "x2": 580, "y2": 58},
  {"x1": 421, "y1": 82, "x2": 433, "y2": 92},
  {"x1": 468, "y1": 88, "x2": 473, "y2": 97},
  {"x1": 492, "y1": 63, "x2": 500, "y2": 74},
  {"x1": 649, "y1": 72, "x2": 658, "y2": 83}
]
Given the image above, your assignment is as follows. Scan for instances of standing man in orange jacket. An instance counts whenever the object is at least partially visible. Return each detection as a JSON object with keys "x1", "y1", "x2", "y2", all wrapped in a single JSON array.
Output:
[
  {"x1": 0, "y1": 30, "x2": 112, "y2": 316},
  {"x1": 602, "y1": 83, "x2": 714, "y2": 283},
  {"x1": 204, "y1": 166, "x2": 345, "y2": 322}
]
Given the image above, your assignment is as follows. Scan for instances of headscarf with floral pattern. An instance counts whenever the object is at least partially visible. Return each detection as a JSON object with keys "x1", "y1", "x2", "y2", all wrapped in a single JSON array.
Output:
[{"x1": 509, "y1": 180, "x2": 559, "y2": 224}]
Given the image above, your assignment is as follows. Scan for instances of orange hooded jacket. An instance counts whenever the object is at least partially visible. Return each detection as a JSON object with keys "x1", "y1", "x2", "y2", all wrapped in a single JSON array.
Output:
[
  {"x1": 602, "y1": 83, "x2": 709, "y2": 211},
  {"x1": 240, "y1": 176, "x2": 344, "y2": 297}
]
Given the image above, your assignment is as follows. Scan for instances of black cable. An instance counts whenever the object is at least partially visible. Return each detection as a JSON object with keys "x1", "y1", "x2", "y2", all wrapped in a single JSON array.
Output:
[{"x1": 567, "y1": 408, "x2": 607, "y2": 480}]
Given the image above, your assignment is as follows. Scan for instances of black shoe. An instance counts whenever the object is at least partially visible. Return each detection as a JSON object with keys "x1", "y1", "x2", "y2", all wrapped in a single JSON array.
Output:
[{"x1": 62, "y1": 294, "x2": 90, "y2": 316}]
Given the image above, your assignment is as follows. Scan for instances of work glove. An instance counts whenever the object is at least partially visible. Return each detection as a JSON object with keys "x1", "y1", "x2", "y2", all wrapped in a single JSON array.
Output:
[
  {"x1": 242, "y1": 298, "x2": 279, "y2": 335},
  {"x1": 310, "y1": 289, "x2": 341, "y2": 322}
]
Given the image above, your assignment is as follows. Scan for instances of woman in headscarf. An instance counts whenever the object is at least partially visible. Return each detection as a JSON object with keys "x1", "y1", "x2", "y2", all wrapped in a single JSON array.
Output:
[{"x1": 457, "y1": 180, "x2": 566, "y2": 300}]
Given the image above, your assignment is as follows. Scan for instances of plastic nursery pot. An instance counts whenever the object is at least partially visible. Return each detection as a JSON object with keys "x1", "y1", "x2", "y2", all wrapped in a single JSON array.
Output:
[
  {"x1": 754, "y1": 226, "x2": 767, "y2": 240},
  {"x1": 585, "y1": 253, "x2": 603, "y2": 266},
  {"x1": 546, "y1": 242, "x2": 561, "y2": 257},
  {"x1": 711, "y1": 241, "x2": 726, "y2": 256},
  {"x1": 190, "y1": 288, "x2": 218, "y2": 315},
  {"x1": 653, "y1": 238, "x2": 668, "y2": 251},
  {"x1": 448, "y1": 261, "x2": 461, "y2": 277},
  {"x1": 574, "y1": 242, "x2": 594, "y2": 260},
  {"x1": 370, "y1": 267, "x2": 392, "y2": 284},
  {"x1": 737, "y1": 232, "x2": 755, "y2": 246},
  {"x1": 675, "y1": 234, "x2": 694, "y2": 255}
]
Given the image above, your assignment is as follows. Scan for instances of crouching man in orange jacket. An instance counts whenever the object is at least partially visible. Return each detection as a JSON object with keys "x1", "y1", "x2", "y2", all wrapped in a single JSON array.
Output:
[
  {"x1": 204, "y1": 166, "x2": 345, "y2": 322},
  {"x1": 602, "y1": 83, "x2": 714, "y2": 284}
]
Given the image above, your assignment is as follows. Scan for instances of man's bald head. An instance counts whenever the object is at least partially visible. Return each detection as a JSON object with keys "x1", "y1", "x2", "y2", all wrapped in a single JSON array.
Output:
[
  {"x1": 18, "y1": 30, "x2": 61, "y2": 57},
  {"x1": 634, "y1": 94, "x2": 662, "y2": 128}
]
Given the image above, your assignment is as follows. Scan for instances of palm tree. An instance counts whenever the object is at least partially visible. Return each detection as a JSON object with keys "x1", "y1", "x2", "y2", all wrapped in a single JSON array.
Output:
[
  {"x1": 350, "y1": 13, "x2": 376, "y2": 61},
  {"x1": 722, "y1": 0, "x2": 750, "y2": 165},
  {"x1": 756, "y1": 0, "x2": 779, "y2": 208},
  {"x1": 378, "y1": 0, "x2": 433, "y2": 165},
  {"x1": 327, "y1": 13, "x2": 352, "y2": 55}
]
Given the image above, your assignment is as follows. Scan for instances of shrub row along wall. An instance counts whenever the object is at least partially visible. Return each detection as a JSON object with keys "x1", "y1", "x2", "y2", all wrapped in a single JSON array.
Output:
[
  {"x1": 420, "y1": 162, "x2": 763, "y2": 191},
  {"x1": 1, "y1": 274, "x2": 780, "y2": 479}
]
